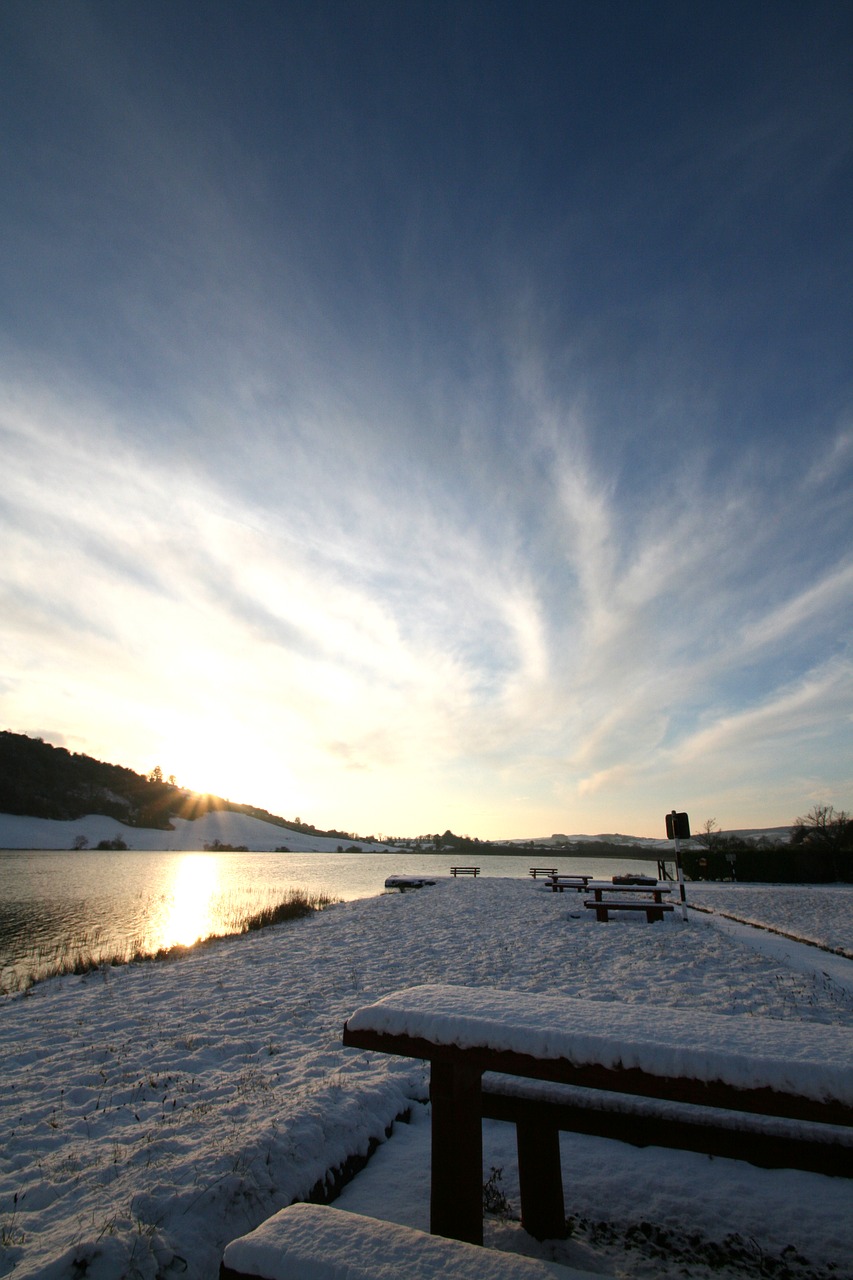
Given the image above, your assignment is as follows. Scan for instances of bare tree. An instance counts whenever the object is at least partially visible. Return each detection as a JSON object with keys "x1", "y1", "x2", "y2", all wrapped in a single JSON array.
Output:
[{"x1": 791, "y1": 804, "x2": 851, "y2": 850}]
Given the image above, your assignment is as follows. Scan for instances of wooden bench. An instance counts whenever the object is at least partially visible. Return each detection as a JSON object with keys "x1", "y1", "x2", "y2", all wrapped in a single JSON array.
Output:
[
  {"x1": 529, "y1": 866, "x2": 559, "y2": 878},
  {"x1": 342, "y1": 984, "x2": 853, "y2": 1246},
  {"x1": 584, "y1": 881, "x2": 673, "y2": 922},
  {"x1": 481, "y1": 1075, "x2": 852, "y2": 1238},
  {"x1": 220, "y1": 1202, "x2": 598, "y2": 1280},
  {"x1": 450, "y1": 865, "x2": 480, "y2": 876},
  {"x1": 384, "y1": 875, "x2": 437, "y2": 890},
  {"x1": 584, "y1": 898, "x2": 674, "y2": 922},
  {"x1": 547, "y1": 875, "x2": 591, "y2": 892}
]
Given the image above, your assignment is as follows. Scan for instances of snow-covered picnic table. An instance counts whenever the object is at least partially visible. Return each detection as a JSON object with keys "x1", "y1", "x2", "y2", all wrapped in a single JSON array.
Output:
[
  {"x1": 343, "y1": 983, "x2": 853, "y2": 1245},
  {"x1": 583, "y1": 880, "x2": 674, "y2": 921}
]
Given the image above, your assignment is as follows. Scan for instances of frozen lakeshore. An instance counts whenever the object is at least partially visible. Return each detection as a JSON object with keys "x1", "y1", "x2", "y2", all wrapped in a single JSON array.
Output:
[{"x1": 1, "y1": 878, "x2": 852, "y2": 1279}]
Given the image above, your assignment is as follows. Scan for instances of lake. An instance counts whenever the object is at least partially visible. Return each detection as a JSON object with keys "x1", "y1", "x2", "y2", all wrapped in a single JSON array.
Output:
[{"x1": 0, "y1": 848, "x2": 663, "y2": 993}]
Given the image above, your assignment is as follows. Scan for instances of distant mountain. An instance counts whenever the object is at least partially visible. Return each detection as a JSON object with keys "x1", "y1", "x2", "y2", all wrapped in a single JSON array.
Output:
[
  {"x1": 0, "y1": 730, "x2": 351, "y2": 841},
  {"x1": 540, "y1": 827, "x2": 792, "y2": 848}
]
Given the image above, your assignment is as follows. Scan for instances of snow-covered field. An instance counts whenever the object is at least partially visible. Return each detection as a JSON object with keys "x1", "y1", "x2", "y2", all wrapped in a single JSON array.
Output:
[{"x1": 1, "y1": 878, "x2": 851, "y2": 1280}]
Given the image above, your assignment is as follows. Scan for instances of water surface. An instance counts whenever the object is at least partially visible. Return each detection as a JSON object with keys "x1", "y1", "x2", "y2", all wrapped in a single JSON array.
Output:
[{"x1": 0, "y1": 848, "x2": 663, "y2": 992}]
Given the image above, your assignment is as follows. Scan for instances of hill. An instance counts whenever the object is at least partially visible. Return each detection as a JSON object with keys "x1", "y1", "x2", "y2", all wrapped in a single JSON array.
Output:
[
  {"x1": 0, "y1": 730, "x2": 353, "y2": 843},
  {"x1": 0, "y1": 809, "x2": 372, "y2": 853}
]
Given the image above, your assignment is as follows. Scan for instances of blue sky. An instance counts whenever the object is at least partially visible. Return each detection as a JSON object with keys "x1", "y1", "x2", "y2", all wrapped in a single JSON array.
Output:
[{"x1": 1, "y1": 0, "x2": 850, "y2": 839}]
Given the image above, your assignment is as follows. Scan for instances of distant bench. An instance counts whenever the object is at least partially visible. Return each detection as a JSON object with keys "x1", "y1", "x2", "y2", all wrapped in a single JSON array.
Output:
[
  {"x1": 529, "y1": 866, "x2": 559, "y2": 878},
  {"x1": 384, "y1": 875, "x2": 437, "y2": 891},
  {"x1": 450, "y1": 865, "x2": 480, "y2": 877},
  {"x1": 343, "y1": 984, "x2": 853, "y2": 1245},
  {"x1": 220, "y1": 1202, "x2": 598, "y2": 1280},
  {"x1": 547, "y1": 875, "x2": 592, "y2": 892}
]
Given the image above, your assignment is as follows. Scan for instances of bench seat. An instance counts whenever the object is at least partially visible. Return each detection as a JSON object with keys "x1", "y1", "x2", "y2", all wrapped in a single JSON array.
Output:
[
  {"x1": 549, "y1": 878, "x2": 589, "y2": 892},
  {"x1": 481, "y1": 1075, "x2": 853, "y2": 1179},
  {"x1": 220, "y1": 1203, "x2": 599, "y2": 1280},
  {"x1": 584, "y1": 898, "x2": 674, "y2": 922}
]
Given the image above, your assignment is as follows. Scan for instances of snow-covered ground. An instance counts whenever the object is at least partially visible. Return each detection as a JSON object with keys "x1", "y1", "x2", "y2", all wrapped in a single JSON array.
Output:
[
  {"x1": 1, "y1": 878, "x2": 851, "y2": 1280},
  {"x1": 688, "y1": 882, "x2": 853, "y2": 955}
]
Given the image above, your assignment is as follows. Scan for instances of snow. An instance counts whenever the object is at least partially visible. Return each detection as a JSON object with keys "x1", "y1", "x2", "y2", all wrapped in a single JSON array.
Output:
[
  {"x1": 688, "y1": 883, "x2": 853, "y2": 955},
  {"x1": 1, "y1": 877, "x2": 852, "y2": 1280},
  {"x1": 384, "y1": 875, "x2": 438, "y2": 889},
  {"x1": 344, "y1": 984, "x2": 853, "y2": 1106},
  {"x1": 223, "y1": 1202, "x2": 597, "y2": 1279}
]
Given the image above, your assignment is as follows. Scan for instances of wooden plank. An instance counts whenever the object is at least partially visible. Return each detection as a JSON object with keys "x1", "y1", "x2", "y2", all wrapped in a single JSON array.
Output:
[
  {"x1": 482, "y1": 1089, "x2": 853, "y2": 1178},
  {"x1": 341, "y1": 1023, "x2": 853, "y2": 1127}
]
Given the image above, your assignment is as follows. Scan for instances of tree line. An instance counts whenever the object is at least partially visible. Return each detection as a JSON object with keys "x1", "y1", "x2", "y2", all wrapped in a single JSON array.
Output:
[{"x1": 682, "y1": 805, "x2": 852, "y2": 883}]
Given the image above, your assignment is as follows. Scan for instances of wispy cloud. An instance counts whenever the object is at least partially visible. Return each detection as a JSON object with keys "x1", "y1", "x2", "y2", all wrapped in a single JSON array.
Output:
[
  {"x1": 1, "y1": 3, "x2": 850, "y2": 836},
  {"x1": 676, "y1": 657, "x2": 853, "y2": 766}
]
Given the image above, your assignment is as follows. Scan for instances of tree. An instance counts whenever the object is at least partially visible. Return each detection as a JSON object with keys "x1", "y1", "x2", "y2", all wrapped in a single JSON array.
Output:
[
  {"x1": 696, "y1": 818, "x2": 720, "y2": 849},
  {"x1": 149, "y1": 765, "x2": 163, "y2": 784},
  {"x1": 790, "y1": 804, "x2": 852, "y2": 852}
]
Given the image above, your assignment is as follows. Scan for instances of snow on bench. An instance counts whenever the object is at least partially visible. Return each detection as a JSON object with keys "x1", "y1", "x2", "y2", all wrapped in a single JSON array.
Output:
[
  {"x1": 384, "y1": 875, "x2": 438, "y2": 890},
  {"x1": 480, "y1": 1074, "x2": 853, "y2": 1179},
  {"x1": 220, "y1": 1203, "x2": 600, "y2": 1280},
  {"x1": 344, "y1": 983, "x2": 853, "y2": 1115}
]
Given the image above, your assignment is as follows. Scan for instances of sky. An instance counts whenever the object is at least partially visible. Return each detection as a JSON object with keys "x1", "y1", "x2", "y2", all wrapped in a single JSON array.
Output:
[{"x1": 1, "y1": 0, "x2": 851, "y2": 841}]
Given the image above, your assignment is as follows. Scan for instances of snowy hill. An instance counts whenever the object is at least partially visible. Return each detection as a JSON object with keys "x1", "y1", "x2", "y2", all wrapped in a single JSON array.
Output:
[{"x1": 0, "y1": 810, "x2": 385, "y2": 852}]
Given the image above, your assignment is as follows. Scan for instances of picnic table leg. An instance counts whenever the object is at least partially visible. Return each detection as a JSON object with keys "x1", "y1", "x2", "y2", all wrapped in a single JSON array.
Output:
[
  {"x1": 429, "y1": 1060, "x2": 484, "y2": 1246},
  {"x1": 516, "y1": 1118, "x2": 567, "y2": 1240}
]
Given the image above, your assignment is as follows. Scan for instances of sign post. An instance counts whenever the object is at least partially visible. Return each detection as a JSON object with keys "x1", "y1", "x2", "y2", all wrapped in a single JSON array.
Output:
[{"x1": 665, "y1": 810, "x2": 690, "y2": 921}]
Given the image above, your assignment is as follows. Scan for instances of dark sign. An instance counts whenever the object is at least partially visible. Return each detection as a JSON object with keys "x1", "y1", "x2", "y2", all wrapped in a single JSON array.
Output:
[{"x1": 665, "y1": 811, "x2": 691, "y2": 840}]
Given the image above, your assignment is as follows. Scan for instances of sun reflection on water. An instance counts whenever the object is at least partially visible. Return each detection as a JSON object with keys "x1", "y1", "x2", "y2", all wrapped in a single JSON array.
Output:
[{"x1": 156, "y1": 854, "x2": 221, "y2": 950}]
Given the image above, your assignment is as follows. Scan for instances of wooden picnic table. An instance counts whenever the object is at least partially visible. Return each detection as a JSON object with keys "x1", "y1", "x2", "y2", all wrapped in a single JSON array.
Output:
[
  {"x1": 547, "y1": 874, "x2": 592, "y2": 892},
  {"x1": 342, "y1": 984, "x2": 853, "y2": 1247},
  {"x1": 585, "y1": 881, "x2": 671, "y2": 900},
  {"x1": 583, "y1": 880, "x2": 673, "y2": 921}
]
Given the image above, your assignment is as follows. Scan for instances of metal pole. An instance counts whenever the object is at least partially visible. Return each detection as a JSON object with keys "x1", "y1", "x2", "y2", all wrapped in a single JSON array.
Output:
[{"x1": 671, "y1": 809, "x2": 688, "y2": 922}]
